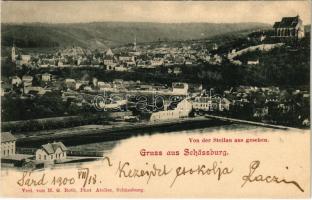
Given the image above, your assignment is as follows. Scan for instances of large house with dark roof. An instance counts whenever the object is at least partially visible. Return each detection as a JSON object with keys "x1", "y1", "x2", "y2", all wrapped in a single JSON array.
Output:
[
  {"x1": 35, "y1": 142, "x2": 68, "y2": 162},
  {"x1": 1, "y1": 132, "x2": 16, "y2": 157},
  {"x1": 273, "y1": 15, "x2": 305, "y2": 39}
]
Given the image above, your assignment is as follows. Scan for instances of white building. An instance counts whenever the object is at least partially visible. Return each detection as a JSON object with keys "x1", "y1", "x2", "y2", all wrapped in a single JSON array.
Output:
[
  {"x1": 97, "y1": 99, "x2": 127, "y2": 110},
  {"x1": 103, "y1": 57, "x2": 115, "y2": 67},
  {"x1": 42, "y1": 73, "x2": 52, "y2": 82},
  {"x1": 150, "y1": 98, "x2": 192, "y2": 122},
  {"x1": 22, "y1": 75, "x2": 33, "y2": 87},
  {"x1": 65, "y1": 78, "x2": 76, "y2": 84},
  {"x1": 21, "y1": 55, "x2": 31, "y2": 65},
  {"x1": 24, "y1": 86, "x2": 49, "y2": 95},
  {"x1": 192, "y1": 97, "x2": 213, "y2": 111},
  {"x1": 35, "y1": 142, "x2": 68, "y2": 163},
  {"x1": 11, "y1": 76, "x2": 22, "y2": 86},
  {"x1": 65, "y1": 79, "x2": 76, "y2": 89},
  {"x1": 103, "y1": 48, "x2": 116, "y2": 66},
  {"x1": 247, "y1": 59, "x2": 260, "y2": 65},
  {"x1": 173, "y1": 67, "x2": 182, "y2": 75},
  {"x1": 83, "y1": 86, "x2": 93, "y2": 91},
  {"x1": 192, "y1": 96, "x2": 231, "y2": 112},
  {"x1": 172, "y1": 82, "x2": 189, "y2": 95},
  {"x1": 97, "y1": 81, "x2": 114, "y2": 91},
  {"x1": 115, "y1": 65, "x2": 128, "y2": 72},
  {"x1": 119, "y1": 55, "x2": 134, "y2": 62},
  {"x1": 150, "y1": 58, "x2": 164, "y2": 66},
  {"x1": 1, "y1": 132, "x2": 16, "y2": 157}
]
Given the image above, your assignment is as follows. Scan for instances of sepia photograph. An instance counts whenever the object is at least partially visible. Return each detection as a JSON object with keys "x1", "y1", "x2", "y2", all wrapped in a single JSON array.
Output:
[{"x1": 0, "y1": 0, "x2": 310, "y2": 198}]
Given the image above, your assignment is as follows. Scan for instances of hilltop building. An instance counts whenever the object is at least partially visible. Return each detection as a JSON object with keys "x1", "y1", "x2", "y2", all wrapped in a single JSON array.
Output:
[{"x1": 273, "y1": 15, "x2": 305, "y2": 39}]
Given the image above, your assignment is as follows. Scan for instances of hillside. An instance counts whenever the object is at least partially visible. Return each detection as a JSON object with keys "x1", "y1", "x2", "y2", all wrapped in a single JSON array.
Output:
[{"x1": 1, "y1": 22, "x2": 270, "y2": 49}]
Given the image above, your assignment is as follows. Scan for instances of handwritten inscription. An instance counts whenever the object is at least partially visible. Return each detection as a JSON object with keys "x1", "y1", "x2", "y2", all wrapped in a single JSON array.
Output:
[
  {"x1": 17, "y1": 172, "x2": 47, "y2": 187},
  {"x1": 16, "y1": 158, "x2": 304, "y2": 193},
  {"x1": 241, "y1": 160, "x2": 304, "y2": 192},
  {"x1": 171, "y1": 161, "x2": 233, "y2": 187},
  {"x1": 117, "y1": 161, "x2": 171, "y2": 184}
]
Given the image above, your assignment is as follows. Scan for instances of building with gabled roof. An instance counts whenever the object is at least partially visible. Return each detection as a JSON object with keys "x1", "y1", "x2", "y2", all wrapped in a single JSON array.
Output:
[
  {"x1": 1, "y1": 132, "x2": 16, "y2": 157},
  {"x1": 35, "y1": 142, "x2": 68, "y2": 162},
  {"x1": 105, "y1": 48, "x2": 114, "y2": 56},
  {"x1": 273, "y1": 15, "x2": 305, "y2": 39}
]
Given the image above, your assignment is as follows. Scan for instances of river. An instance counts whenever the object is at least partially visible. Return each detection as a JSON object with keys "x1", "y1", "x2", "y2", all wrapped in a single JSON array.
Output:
[{"x1": 67, "y1": 123, "x2": 306, "y2": 155}]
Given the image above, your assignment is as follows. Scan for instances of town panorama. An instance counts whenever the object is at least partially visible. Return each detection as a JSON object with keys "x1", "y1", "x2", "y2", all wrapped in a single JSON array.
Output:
[{"x1": 1, "y1": 14, "x2": 310, "y2": 169}]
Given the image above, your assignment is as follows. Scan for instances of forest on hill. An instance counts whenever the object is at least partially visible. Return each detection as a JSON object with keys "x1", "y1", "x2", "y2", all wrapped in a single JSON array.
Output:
[{"x1": 2, "y1": 22, "x2": 270, "y2": 49}]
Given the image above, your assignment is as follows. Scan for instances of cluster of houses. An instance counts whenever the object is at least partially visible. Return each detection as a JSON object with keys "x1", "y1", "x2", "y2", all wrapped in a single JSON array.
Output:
[
  {"x1": 10, "y1": 39, "x2": 211, "y2": 71},
  {"x1": 10, "y1": 32, "x2": 246, "y2": 72},
  {"x1": 63, "y1": 78, "x2": 190, "y2": 96},
  {"x1": 1, "y1": 74, "x2": 53, "y2": 97},
  {"x1": 10, "y1": 15, "x2": 306, "y2": 71},
  {"x1": 2, "y1": 67, "x2": 310, "y2": 126},
  {"x1": 144, "y1": 85, "x2": 310, "y2": 126}
]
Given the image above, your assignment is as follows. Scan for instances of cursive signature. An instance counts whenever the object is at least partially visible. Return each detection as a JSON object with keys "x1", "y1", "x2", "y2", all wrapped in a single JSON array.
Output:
[
  {"x1": 241, "y1": 160, "x2": 304, "y2": 192},
  {"x1": 116, "y1": 161, "x2": 172, "y2": 184},
  {"x1": 171, "y1": 161, "x2": 233, "y2": 187},
  {"x1": 115, "y1": 159, "x2": 233, "y2": 187}
]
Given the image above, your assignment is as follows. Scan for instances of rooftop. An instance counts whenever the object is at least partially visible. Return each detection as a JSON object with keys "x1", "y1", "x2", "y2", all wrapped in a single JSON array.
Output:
[
  {"x1": 40, "y1": 142, "x2": 68, "y2": 155},
  {"x1": 273, "y1": 15, "x2": 301, "y2": 28},
  {"x1": 1, "y1": 132, "x2": 16, "y2": 143}
]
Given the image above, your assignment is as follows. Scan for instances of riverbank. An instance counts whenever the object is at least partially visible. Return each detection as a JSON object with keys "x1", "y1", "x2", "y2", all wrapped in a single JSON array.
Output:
[
  {"x1": 16, "y1": 117, "x2": 229, "y2": 147},
  {"x1": 14, "y1": 114, "x2": 304, "y2": 148},
  {"x1": 204, "y1": 114, "x2": 303, "y2": 131}
]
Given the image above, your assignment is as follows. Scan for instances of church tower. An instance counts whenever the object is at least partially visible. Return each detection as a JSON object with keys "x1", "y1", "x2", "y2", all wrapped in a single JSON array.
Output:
[
  {"x1": 11, "y1": 43, "x2": 16, "y2": 62},
  {"x1": 133, "y1": 36, "x2": 137, "y2": 51}
]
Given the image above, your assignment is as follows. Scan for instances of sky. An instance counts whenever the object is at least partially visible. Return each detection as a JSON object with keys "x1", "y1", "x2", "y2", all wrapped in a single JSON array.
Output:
[{"x1": 1, "y1": 1, "x2": 311, "y2": 25}]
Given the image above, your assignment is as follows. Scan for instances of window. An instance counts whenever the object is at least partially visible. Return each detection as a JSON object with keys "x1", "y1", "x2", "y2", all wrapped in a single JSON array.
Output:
[
  {"x1": 44, "y1": 155, "x2": 46, "y2": 160},
  {"x1": 3, "y1": 150, "x2": 5, "y2": 156},
  {"x1": 51, "y1": 155, "x2": 53, "y2": 159},
  {"x1": 39, "y1": 155, "x2": 41, "y2": 160},
  {"x1": 7, "y1": 150, "x2": 9, "y2": 155}
]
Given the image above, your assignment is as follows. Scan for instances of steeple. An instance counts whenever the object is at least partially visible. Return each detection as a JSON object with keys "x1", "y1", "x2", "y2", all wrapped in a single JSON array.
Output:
[
  {"x1": 11, "y1": 43, "x2": 16, "y2": 62},
  {"x1": 105, "y1": 48, "x2": 114, "y2": 56},
  {"x1": 133, "y1": 35, "x2": 137, "y2": 51}
]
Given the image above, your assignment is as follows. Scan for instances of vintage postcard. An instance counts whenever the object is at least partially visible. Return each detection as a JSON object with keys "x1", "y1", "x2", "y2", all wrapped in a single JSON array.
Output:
[{"x1": 0, "y1": 0, "x2": 310, "y2": 198}]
